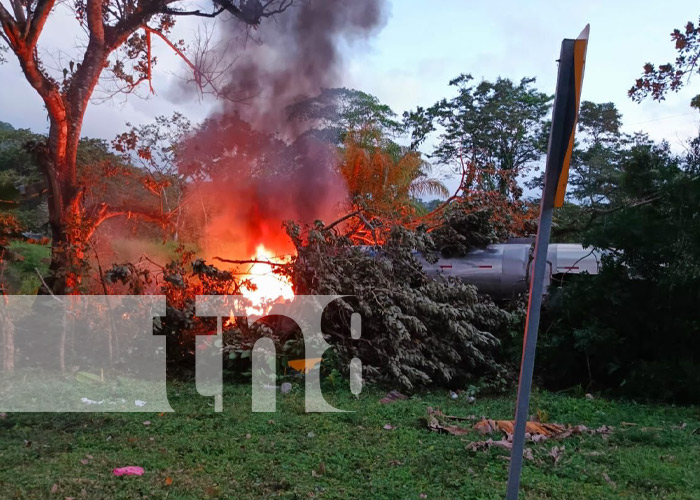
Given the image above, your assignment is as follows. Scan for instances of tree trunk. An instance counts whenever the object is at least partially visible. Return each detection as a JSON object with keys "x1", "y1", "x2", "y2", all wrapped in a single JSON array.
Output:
[{"x1": 39, "y1": 118, "x2": 85, "y2": 295}]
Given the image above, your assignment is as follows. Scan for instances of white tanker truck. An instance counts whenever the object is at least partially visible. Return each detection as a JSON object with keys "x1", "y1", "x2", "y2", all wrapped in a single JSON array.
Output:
[{"x1": 415, "y1": 243, "x2": 603, "y2": 299}]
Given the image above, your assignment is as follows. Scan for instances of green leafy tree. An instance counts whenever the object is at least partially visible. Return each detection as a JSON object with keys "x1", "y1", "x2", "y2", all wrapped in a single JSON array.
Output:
[
  {"x1": 539, "y1": 140, "x2": 700, "y2": 402},
  {"x1": 405, "y1": 75, "x2": 552, "y2": 198},
  {"x1": 568, "y1": 101, "x2": 624, "y2": 206}
]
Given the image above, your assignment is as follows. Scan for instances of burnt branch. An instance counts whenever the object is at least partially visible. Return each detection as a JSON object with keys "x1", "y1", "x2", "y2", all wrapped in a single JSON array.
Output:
[{"x1": 163, "y1": 7, "x2": 227, "y2": 18}]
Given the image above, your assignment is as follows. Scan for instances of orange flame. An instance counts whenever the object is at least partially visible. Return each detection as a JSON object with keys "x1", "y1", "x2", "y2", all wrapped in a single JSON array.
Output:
[
  {"x1": 224, "y1": 309, "x2": 236, "y2": 328},
  {"x1": 240, "y1": 244, "x2": 294, "y2": 316}
]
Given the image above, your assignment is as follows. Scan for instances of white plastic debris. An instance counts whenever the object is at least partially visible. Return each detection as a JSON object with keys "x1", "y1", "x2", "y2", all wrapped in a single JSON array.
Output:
[
  {"x1": 80, "y1": 397, "x2": 104, "y2": 405},
  {"x1": 134, "y1": 400, "x2": 147, "y2": 407},
  {"x1": 280, "y1": 382, "x2": 292, "y2": 394}
]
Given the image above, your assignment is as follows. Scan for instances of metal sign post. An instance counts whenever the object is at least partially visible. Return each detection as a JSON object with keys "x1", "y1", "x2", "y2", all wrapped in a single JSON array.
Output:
[{"x1": 505, "y1": 25, "x2": 589, "y2": 500}]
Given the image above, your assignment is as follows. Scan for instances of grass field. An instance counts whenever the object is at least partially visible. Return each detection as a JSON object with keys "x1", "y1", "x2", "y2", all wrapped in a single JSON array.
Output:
[
  {"x1": 1, "y1": 382, "x2": 699, "y2": 499},
  {"x1": 4, "y1": 241, "x2": 51, "y2": 294}
]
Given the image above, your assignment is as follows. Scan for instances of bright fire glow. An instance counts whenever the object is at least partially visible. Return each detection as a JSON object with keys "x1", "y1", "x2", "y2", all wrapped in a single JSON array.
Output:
[{"x1": 240, "y1": 244, "x2": 295, "y2": 316}]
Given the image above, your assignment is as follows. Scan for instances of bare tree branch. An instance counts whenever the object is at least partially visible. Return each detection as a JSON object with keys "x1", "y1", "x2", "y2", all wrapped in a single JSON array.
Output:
[{"x1": 163, "y1": 7, "x2": 226, "y2": 18}]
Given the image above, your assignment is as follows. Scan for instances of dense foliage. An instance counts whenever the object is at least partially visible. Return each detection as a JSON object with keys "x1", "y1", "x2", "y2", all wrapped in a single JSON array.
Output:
[
  {"x1": 536, "y1": 140, "x2": 700, "y2": 402},
  {"x1": 284, "y1": 221, "x2": 511, "y2": 390}
]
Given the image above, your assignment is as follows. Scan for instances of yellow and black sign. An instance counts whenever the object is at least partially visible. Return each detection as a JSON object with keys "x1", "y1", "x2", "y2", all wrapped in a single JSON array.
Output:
[{"x1": 544, "y1": 25, "x2": 589, "y2": 208}]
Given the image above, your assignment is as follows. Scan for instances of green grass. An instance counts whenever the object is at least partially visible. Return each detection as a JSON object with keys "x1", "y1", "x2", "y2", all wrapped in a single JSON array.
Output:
[
  {"x1": 4, "y1": 241, "x2": 51, "y2": 294},
  {"x1": 0, "y1": 382, "x2": 699, "y2": 499}
]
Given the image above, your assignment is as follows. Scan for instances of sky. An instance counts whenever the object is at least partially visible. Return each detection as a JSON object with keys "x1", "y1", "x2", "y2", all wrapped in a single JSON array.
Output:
[{"x1": 1, "y1": 0, "x2": 698, "y2": 177}]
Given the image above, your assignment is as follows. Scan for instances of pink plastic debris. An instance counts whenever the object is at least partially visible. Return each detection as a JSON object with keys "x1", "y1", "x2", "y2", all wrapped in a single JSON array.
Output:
[{"x1": 113, "y1": 466, "x2": 144, "y2": 477}]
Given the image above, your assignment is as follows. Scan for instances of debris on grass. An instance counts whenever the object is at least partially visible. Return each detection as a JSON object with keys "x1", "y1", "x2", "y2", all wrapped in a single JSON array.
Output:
[
  {"x1": 383, "y1": 423, "x2": 396, "y2": 431},
  {"x1": 311, "y1": 462, "x2": 326, "y2": 477},
  {"x1": 473, "y1": 419, "x2": 573, "y2": 437},
  {"x1": 548, "y1": 445, "x2": 565, "y2": 465},
  {"x1": 80, "y1": 397, "x2": 104, "y2": 405},
  {"x1": 426, "y1": 410, "x2": 470, "y2": 436},
  {"x1": 380, "y1": 390, "x2": 408, "y2": 404},
  {"x1": 425, "y1": 407, "x2": 478, "y2": 435},
  {"x1": 602, "y1": 472, "x2": 616, "y2": 488},
  {"x1": 113, "y1": 466, "x2": 144, "y2": 476},
  {"x1": 466, "y1": 438, "x2": 512, "y2": 452},
  {"x1": 424, "y1": 408, "x2": 614, "y2": 442}
]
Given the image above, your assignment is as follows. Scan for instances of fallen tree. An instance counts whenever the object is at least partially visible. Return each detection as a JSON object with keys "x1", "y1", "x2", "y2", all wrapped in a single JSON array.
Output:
[{"x1": 283, "y1": 220, "x2": 511, "y2": 390}]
